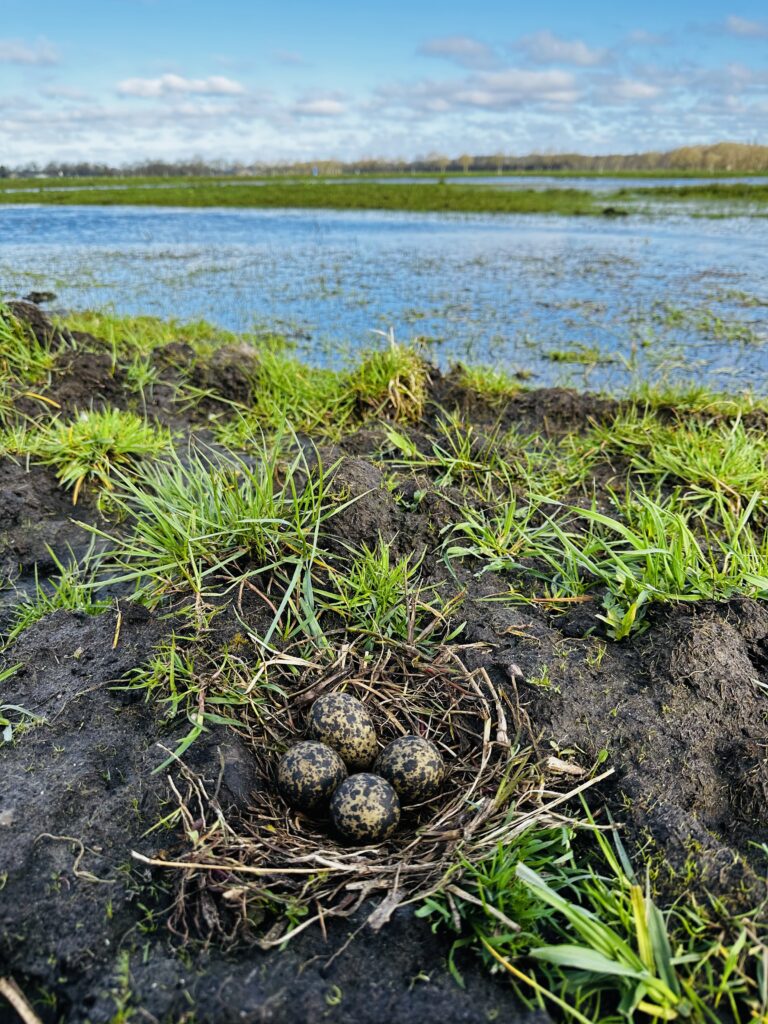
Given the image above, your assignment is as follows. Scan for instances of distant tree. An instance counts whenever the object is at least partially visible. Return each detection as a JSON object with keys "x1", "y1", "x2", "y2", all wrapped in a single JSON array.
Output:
[
  {"x1": 426, "y1": 152, "x2": 450, "y2": 173},
  {"x1": 458, "y1": 153, "x2": 473, "y2": 174},
  {"x1": 492, "y1": 152, "x2": 505, "y2": 175}
]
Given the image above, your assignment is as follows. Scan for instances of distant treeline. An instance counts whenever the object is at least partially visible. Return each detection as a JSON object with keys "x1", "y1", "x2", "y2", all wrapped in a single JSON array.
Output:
[{"x1": 3, "y1": 142, "x2": 768, "y2": 179}]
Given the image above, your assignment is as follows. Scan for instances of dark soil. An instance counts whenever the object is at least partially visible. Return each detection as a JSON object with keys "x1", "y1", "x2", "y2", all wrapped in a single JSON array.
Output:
[{"x1": 1, "y1": 302, "x2": 767, "y2": 1023}]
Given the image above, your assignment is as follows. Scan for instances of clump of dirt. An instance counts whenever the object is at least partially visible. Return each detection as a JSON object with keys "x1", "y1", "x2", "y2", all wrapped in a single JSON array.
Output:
[
  {"x1": 433, "y1": 371, "x2": 619, "y2": 435},
  {"x1": 189, "y1": 343, "x2": 261, "y2": 405},
  {"x1": 0, "y1": 460, "x2": 99, "y2": 626}
]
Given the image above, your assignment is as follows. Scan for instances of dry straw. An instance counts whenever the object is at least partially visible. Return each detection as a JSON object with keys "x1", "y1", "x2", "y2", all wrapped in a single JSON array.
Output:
[{"x1": 133, "y1": 641, "x2": 610, "y2": 949}]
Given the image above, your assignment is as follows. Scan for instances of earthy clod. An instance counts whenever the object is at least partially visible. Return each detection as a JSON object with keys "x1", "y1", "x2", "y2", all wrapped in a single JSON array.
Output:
[
  {"x1": 277, "y1": 741, "x2": 347, "y2": 812},
  {"x1": 375, "y1": 735, "x2": 445, "y2": 803},
  {"x1": 308, "y1": 692, "x2": 378, "y2": 770},
  {"x1": 330, "y1": 773, "x2": 401, "y2": 843}
]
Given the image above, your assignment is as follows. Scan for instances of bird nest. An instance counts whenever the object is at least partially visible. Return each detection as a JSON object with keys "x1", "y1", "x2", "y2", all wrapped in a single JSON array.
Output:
[{"x1": 133, "y1": 641, "x2": 605, "y2": 949}]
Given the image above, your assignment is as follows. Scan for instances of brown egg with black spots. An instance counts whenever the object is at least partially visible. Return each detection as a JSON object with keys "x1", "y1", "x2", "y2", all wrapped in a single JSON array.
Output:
[
  {"x1": 308, "y1": 692, "x2": 378, "y2": 770},
  {"x1": 375, "y1": 735, "x2": 444, "y2": 803},
  {"x1": 330, "y1": 773, "x2": 400, "y2": 843},
  {"x1": 277, "y1": 741, "x2": 347, "y2": 812}
]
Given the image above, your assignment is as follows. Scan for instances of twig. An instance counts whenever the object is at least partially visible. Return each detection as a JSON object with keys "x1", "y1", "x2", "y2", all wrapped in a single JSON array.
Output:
[{"x1": 0, "y1": 977, "x2": 43, "y2": 1024}]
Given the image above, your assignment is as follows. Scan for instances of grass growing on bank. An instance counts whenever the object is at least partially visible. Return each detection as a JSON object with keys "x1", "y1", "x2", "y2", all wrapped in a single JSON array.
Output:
[
  {"x1": 420, "y1": 817, "x2": 767, "y2": 1022},
  {"x1": 86, "y1": 438, "x2": 342, "y2": 610},
  {"x1": 5, "y1": 408, "x2": 172, "y2": 503},
  {"x1": 60, "y1": 308, "x2": 244, "y2": 358},
  {"x1": 212, "y1": 333, "x2": 429, "y2": 443}
]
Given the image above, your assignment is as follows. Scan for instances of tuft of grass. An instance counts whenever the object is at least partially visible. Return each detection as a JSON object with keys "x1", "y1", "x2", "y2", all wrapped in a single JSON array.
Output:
[
  {"x1": 588, "y1": 408, "x2": 768, "y2": 509},
  {"x1": 350, "y1": 332, "x2": 429, "y2": 422},
  {"x1": 382, "y1": 414, "x2": 513, "y2": 497},
  {"x1": 318, "y1": 541, "x2": 439, "y2": 644},
  {"x1": 21, "y1": 408, "x2": 171, "y2": 503},
  {"x1": 213, "y1": 341, "x2": 355, "y2": 442},
  {"x1": 120, "y1": 637, "x2": 286, "y2": 771},
  {"x1": 625, "y1": 382, "x2": 768, "y2": 418},
  {"x1": 422, "y1": 814, "x2": 768, "y2": 1022},
  {"x1": 88, "y1": 437, "x2": 345, "y2": 616},
  {"x1": 458, "y1": 364, "x2": 524, "y2": 403},
  {"x1": 545, "y1": 343, "x2": 617, "y2": 366},
  {"x1": 446, "y1": 491, "x2": 768, "y2": 638},
  {"x1": 416, "y1": 828, "x2": 572, "y2": 987},
  {"x1": 0, "y1": 303, "x2": 58, "y2": 385},
  {"x1": 0, "y1": 306, "x2": 55, "y2": 380}
]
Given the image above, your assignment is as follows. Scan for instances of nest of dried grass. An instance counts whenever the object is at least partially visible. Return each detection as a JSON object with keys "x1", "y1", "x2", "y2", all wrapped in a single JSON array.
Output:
[{"x1": 133, "y1": 641, "x2": 606, "y2": 949}]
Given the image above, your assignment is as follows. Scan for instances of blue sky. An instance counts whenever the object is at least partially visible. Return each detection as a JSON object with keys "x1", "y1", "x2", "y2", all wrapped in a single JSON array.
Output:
[{"x1": 1, "y1": 1, "x2": 767, "y2": 165}]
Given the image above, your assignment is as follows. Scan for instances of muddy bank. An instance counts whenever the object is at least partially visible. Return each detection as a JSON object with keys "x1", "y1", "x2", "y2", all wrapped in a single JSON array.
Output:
[{"x1": 1, "y1": 301, "x2": 767, "y2": 1022}]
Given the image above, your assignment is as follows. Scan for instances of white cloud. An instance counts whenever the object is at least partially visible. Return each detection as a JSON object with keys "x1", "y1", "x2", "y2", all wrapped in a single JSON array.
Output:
[
  {"x1": 724, "y1": 15, "x2": 768, "y2": 37},
  {"x1": 377, "y1": 67, "x2": 579, "y2": 114},
  {"x1": 418, "y1": 36, "x2": 499, "y2": 70},
  {"x1": 116, "y1": 73, "x2": 245, "y2": 98},
  {"x1": 0, "y1": 37, "x2": 59, "y2": 66},
  {"x1": 475, "y1": 68, "x2": 579, "y2": 105},
  {"x1": 518, "y1": 30, "x2": 607, "y2": 67},
  {"x1": 291, "y1": 98, "x2": 345, "y2": 116},
  {"x1": 607, "y1": 78, "x2": 662, "y2": 101}
]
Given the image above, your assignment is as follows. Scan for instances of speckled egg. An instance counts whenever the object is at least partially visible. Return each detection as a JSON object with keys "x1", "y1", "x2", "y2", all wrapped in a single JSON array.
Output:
[
  {"x1": 308, "y1": 692, "x2": 378, "y2": 770},
  {"x1": 375, "y1": 735, "x2": 445, "y2": 803},
  {"x1": 330, "y1": 773, "x2": 400, "y2": 843},
  {"x1": 277, "y1": 741, "x2": 347, "y2": 812}
]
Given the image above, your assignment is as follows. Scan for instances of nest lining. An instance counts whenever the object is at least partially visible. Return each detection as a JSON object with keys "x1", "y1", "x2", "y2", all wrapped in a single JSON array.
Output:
[{"x1": 133, "y1": 641, "x2": 605, "y2": 949}]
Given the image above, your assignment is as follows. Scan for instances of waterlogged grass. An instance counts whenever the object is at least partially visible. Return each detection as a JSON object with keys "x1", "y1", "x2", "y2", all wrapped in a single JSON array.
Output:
[
  {"x1": 4, "y1": 174, "x2": 768, "y2": 215},
  {"x1": 619, "y1": 182, "x2": 768, "y2": 203}
]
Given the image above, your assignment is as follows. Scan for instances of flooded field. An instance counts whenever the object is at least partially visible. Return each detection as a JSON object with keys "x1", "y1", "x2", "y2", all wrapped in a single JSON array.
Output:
[{"x1": 1, "y1": 203, "x2": 766, "y2": 393}]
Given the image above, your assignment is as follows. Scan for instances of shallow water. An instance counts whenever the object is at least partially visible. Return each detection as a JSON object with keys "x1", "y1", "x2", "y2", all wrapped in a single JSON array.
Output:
[{"x1": 1, "y1": 203, "x2": 767, "y2": 393}]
